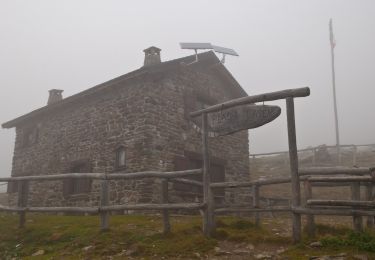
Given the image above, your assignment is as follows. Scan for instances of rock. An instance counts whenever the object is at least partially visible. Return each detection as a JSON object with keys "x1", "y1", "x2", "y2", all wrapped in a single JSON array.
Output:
[
  {"x1": 247, "y1": 243, "x2": 255, "y2": 250},
  {"x1": 82, "y1": 245, "x2": 94, "y2": 251},
  {"x1": 309, "y1": 253, "x2": 346, "y2": 260},
  {"x1": 50, "y1": 232, "x2": 62, "y2": 241},
  {"x1": 276, "y1": 247, "x2": 286, "y2": 254},
  {"x1": 233, "y1": 249, "x2": 250, "y2": 255},
  {"x1": 353, "y1": 255, "x2": 368, "y2": 260},
  {"x1": 331, "y1": 253, "x2": 346, "y2": 259},
  {"x1": 125, "y1": 249, "x2": 137, "y2": 256},
  {"x1": 32, "y1": 249, "x2": 45, "y2": 256},
  {"x1": 309, "y1": 256, "x2": 333, "y2": 260},
  {"x1": 214, "y1": 247, "x2": 230, "y2": 256},
  {"x1": 255, "y1": 253, "x2": 272, "y2": 259},
  {"x1": 214, "y1": 246, "x2": 221, "y2": 252},
  {"x1": 117, "y1": 250, "x2": 126, "y2": 256},
  {"x1": 309, "y1": 241, "x2": 322, "y2": 248}
]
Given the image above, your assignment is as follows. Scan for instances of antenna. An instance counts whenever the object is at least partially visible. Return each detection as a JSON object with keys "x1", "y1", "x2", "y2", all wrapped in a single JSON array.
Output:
[{"x1": 179, "y1": 42, "x2": 239, "y2": 64}]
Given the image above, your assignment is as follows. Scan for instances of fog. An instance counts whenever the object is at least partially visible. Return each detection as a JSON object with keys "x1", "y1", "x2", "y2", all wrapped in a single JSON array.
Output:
[{"x1": 0, "y1": 0, "x2": 374, "y2": 178}]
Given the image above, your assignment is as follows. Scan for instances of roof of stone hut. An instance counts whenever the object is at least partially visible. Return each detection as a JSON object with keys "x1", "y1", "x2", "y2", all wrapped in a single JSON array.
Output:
[{"x1": 2, "y1": 51, "x2": 247, "y2": 128}]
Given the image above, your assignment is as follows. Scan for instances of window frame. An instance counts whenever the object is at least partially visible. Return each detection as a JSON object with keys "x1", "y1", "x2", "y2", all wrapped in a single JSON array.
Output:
[
  {"x1": 22, "y1": 126, "x2": 39, "y2": 147},
  {"x1": 63, "y1": 161, "x2": 92, "y2": 197},
  {"x1": 7, "y1": 181, "x2": 19, "y2": 193},
  {"x1": 115, "y1": 146, "x2": 126, "y2": 170}
]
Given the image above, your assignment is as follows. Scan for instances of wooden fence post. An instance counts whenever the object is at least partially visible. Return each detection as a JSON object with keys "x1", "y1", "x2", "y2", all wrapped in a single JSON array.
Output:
[
  {"x1": 161, "y1": 179, "x2": 170, "y2": 234},
  {"x1": 252, "y1": 155, "x2": 257, "y2": 171},
  {"x1": 252, "y1": 184, "x2": 260, "y2": 226},
  {"x1": 365, "y1": 183, "x2": 374, "y2": 228},
  {"x1": 202, "y1": 113, "x2": 214, "y2": 236},
  {"x1": 351, "y1": 182, "x2": 363, "y2": 232},
  {"x1": 304, "y1": 180, "x2": 315, "y2": 237},
  {"x1": 352, "y1": 146, "x2": 357, "y2": 166},
  {"x1": 100, "y1": 180, "x2": 109, "y2": 231},
  {"x1": 284, "y1": 153, "x2": 289, "y2": 166},
  {"x1": 18, "y1": 180, "x2": 29, "y2": 228},
  {"x1": 286, "y1": 97, "x2": 302, "y2": 243},
  {"x1": 312, "y1": 148, "x2": 316, "y2": 165}
]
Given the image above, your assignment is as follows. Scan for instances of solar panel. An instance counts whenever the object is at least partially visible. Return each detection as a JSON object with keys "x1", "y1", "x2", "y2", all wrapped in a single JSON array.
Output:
[
  {"x1": 180, "y1": 42, "x2": 213, "y2": 50},
  {"x1": 212, "y1": 45, "x2": 239, "y2": 56}
]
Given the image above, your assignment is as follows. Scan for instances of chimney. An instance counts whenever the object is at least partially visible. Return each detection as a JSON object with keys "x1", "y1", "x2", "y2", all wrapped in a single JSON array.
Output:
[
  {"x1": 143, "y1": 46, "x2": 161, "y2": 67},
  {"x1": 47, "y1": 89, "x2": 63, "y2": 105}
]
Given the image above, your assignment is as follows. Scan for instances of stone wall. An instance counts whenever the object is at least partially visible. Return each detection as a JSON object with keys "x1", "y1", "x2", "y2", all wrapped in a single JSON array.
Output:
[
  {"x1": 141, "y1": 66, "x2": 250, "y2": 205},
  {"x1": 8, "y1": 63, "x2": 250, "y2": 208}
]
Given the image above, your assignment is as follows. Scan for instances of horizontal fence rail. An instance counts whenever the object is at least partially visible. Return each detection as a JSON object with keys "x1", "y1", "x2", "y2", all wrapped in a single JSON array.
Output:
[
  {"x1": 307, "y1": 200, "x2": 375, "y2": 208},
  {"x1": 293, "y1": 207, "x2": 375, "y2": 217},
  {"x1": 0, "y1": 169, "x2": 203, "y2": 182},
  {"x1": 209, "y1": 167, "x2": 375, "y2": 189},
  {"x1": 308, "y1": 176, "x2": 375, "y2": 183},
  {"x1": 0, "y1": 203, "x2": 206, "y2": 214},
  {"x1": 250, "y1": 143, "x2": 375, "y2": 158},
  {"x1": 300, "y1": 167, "x2": 374, "y2": 176},
  {"x1": 215, "y1": 206, "x2": 291, "y2": 213}
]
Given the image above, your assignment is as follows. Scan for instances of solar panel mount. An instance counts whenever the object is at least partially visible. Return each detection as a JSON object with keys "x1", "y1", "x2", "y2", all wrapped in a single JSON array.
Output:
[{"x1": 179, "y1": 42, "x2": 239, "y2": 64}]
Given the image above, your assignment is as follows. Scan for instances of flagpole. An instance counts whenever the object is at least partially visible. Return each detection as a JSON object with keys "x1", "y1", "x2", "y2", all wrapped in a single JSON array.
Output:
[{"x1": 329, "y1": 18, "x2": 341, "y2": 164}]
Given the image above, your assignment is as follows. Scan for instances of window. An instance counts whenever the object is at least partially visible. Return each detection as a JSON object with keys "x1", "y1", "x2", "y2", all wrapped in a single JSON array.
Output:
[
  {"x1": 115, "y1": 146, "x2": 126, "y2": 169},
  {"x1": 63, "y1": 178, "x2": 91, "y2": 196},
  {"x1": 22, "y1": 126, "x2": 39, "y2": 147},
  {"x1": 196, "y1": 99, "x2": 211, "y2": 110},
  {"x1": 63, "y1": 161, "x2": 92, "y2": 197},
  {"x1": 7, "y1": 181, "x2": 18, "y2": 193},
  {"x1": 196, "y1": 97, "x2": 213, "y2": 110}
]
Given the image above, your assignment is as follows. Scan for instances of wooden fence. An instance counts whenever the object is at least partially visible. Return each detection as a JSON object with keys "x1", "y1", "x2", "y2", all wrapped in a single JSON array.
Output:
[
  {"x1": 1, "y1": 166, "x2": 374, "y2": 242},
  {"x1": 250, "y1": 143, "x2": 375, "y2": 166},
  {"x1": 212, "y1": 167, "x2": 375, "y2": 235},
  {"x1": 0, "y1": 169, "x2": 204, "y2": 232},
  {"x1": 2, "y1": 86, "x2": 375, "y2": 243}
]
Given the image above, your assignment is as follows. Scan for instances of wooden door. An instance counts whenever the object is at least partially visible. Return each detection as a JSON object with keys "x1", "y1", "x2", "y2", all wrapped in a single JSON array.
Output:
[{"x1": 173, "y1": 156, "x2": 225, "y2": 202}]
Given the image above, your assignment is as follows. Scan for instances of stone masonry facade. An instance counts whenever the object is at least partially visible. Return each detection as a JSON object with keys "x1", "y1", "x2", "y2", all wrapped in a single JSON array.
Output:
[{"x1": 4, "y1": 50, "x2": 250, "y2": 210}]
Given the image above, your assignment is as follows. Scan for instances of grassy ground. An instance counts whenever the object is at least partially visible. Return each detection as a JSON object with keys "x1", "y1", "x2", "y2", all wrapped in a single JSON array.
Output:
[{"x1": 1, "y1": 213, "x2": 375, "y2": 259}]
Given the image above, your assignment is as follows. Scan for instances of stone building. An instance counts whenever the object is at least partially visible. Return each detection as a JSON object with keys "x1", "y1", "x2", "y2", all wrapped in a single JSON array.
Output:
[{"x1": 2, "y1": 47, "x2": 250, "y2": 208}]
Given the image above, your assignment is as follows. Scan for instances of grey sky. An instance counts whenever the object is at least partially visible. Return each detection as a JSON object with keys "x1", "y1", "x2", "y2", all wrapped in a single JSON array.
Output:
[{"x1": 0, "y1": 0, "x2": 374, "y2": 178}]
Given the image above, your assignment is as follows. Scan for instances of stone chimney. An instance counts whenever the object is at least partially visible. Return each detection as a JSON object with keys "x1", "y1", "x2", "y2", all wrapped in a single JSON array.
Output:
[
  {"x1": 143, "y1": 46, "x2": 161, "y2": 67},
  {"x1": 47, "y1": 89, "x2": 64, "y2": 105}
]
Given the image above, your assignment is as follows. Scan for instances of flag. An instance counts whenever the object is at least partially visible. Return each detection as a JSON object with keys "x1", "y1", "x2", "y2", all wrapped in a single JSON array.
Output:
[{"x1": 329, "y1": 18, "x2": 336, "y2": 49}]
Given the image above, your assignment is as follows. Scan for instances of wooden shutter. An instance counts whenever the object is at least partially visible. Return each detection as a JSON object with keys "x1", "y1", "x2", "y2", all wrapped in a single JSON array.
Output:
[
  {"x1": 7, "y1": 181, "x2": 18, "y2": 193},
  {"x1": 63, "y1": 161, "x2": 92, "y2": 196},
  {"x1": 210, "y1": 164, "x2": 225, "y2": 203},
  {"x1": 173, "y1": 156, "x2": 192, "y2": 192},
  {"x1": 63, "y1": 179, "x2": 73, "y2": 197},
  {"x1": 173, "y1": 157, "x2": 203, "y2": 194}
]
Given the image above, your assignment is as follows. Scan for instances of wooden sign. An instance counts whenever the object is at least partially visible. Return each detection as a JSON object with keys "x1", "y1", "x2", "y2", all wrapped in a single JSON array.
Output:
[{"x1": 207, "y1": 105, "x2": 281, "y2": 136}]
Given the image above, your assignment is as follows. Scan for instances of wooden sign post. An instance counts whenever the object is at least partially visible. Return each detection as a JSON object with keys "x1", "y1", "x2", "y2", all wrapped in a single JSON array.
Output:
[
  {"x1": 191, "y1": 87, "x2": 310, "y2": 241},
  {"x1": 202, "y1": 113, "x2": 214, "y2": 236},
  {"x1": 286, "y1": 97, "x2": 302, "y2": 243}
]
